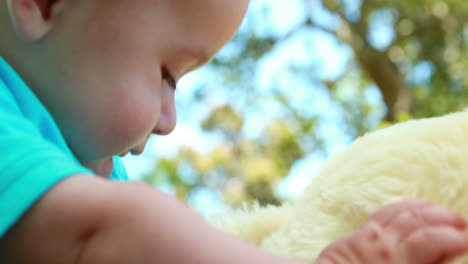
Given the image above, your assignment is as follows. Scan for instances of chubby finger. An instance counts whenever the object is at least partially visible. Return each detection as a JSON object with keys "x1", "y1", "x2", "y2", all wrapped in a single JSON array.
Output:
[
  {"x1": 315, "y1": 235, "x2": 357, "y2": 264},
  {"x1": 370, "y1": 200, "x2": 430, "y2": 227},
  {"x1": 386, "y1": 206, "x2": 467, "y2": 243},
  {"x1": 318, "y1": 222, "x2": 389, "y2": 264},
  {"x1": 400, "y1": 226, "x2": 468, "y2": 263}
]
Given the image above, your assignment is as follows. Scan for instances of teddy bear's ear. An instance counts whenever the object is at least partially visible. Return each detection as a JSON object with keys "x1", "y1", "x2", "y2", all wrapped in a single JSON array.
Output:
[{"x1": 6, "y1": 0, "x2": 65, "y2": 41}]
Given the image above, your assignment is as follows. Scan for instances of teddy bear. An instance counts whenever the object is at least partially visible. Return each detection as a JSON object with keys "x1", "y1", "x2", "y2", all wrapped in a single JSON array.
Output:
[{"x1": 209, "y1": 109, "x2": 468, "y2": 263}]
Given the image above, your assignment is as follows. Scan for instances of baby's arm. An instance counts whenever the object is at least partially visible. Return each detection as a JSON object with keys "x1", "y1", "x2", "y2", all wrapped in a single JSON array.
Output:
[
  {"x1": 0, "y1": 175, "x2": 306, "y2": 264},
  {"x1": 316, "y1": 200, "x2": 468, "y2": 264}
]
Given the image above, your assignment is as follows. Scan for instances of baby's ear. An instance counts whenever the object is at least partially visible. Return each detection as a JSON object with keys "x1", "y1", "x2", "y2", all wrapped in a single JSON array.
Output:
[{"x1": 6, "y1": 0, "x2": 65, "y2": 41}]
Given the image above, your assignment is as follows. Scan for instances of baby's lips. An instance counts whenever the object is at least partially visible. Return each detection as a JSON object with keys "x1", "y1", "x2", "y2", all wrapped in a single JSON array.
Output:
[
  {"x1": 130, "y1": 149, "x2": 140, "y2": 155},
  {"x1": 130, "y1": 143, "x2": 146, "y2": 155}
]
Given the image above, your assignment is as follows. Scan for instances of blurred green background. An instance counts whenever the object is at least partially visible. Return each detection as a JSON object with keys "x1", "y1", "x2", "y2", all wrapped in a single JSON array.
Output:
[{"x1": 123, "y1": 0, "x2": 468, "y2": 215}]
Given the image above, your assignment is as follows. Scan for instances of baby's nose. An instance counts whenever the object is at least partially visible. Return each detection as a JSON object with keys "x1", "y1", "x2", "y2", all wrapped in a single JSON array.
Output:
[
  {"x1": 152, "y1": 92, "x2": 177, "y2": 136},
  {"x1": 152, "y1": 109, "x2": 177, "y2": 135}
]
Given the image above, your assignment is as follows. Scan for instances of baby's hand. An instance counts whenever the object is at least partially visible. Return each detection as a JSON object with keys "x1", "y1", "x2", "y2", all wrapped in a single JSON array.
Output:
[{"x1": 316, "y1": 200, "x2": 468, "y2": 264}]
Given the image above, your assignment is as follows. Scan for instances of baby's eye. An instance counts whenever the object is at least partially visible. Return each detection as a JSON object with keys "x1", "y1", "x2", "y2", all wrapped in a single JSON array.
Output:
[{"x1": 161, "y1": 67, "x2": 176, "y2": 90}]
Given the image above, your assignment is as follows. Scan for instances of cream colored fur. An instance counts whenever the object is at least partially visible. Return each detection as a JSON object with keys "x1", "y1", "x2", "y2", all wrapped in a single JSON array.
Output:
[{"x1": 210, "y1": 109, "x2": 468, "y2": 263}]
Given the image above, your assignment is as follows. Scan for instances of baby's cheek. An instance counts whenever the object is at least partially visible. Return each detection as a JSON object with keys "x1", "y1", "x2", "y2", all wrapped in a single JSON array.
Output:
[
  {"x1": 76, "y1": 55, "x2": 162, "y2": 158},
  {"x1": 111, "y1": 93, "x2": 161, "y2": 151}
]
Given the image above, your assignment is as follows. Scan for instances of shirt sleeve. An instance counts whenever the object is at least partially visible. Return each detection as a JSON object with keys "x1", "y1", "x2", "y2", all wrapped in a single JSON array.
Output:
[{"x1": 0, "y1": 87, "x2": 92, "y2": 238}]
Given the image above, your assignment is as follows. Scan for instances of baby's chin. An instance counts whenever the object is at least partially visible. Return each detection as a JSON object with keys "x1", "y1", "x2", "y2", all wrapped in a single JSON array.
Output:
[{"x1": 82, "y1": 158, "x2": 114, "y2": 178}]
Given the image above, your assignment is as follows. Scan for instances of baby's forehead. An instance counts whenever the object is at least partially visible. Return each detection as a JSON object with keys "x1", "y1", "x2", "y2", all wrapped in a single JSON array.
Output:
[{"x1": 63, "y1": 0, "x2": 247, "y2": 68}]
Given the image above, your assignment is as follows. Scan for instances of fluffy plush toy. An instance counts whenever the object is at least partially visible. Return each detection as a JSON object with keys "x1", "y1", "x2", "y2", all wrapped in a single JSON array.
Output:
[{"x1": 209, "y1": 109, "x2": 468, "y2": 263}]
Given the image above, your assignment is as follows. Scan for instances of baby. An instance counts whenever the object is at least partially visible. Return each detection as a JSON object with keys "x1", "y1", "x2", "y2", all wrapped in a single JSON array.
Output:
[{"x1": 0, "y1": 0, "x2": 466, "y2": 263}]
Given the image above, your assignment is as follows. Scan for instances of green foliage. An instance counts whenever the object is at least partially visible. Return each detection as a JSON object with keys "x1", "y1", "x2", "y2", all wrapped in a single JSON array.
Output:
[
  {"x1": 144, "y1": 104, "x2": 304, "y2": 206},
  {"x1": 201, "y1": 105, "x2": 244, "y2": 137}
]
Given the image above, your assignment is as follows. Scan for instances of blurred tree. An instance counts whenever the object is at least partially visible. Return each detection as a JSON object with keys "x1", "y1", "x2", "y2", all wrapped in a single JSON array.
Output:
[
  {"x1": 321, "y1": 0, "x2": 468, "y2": 121},
  {"x1": 145, "y1": 105, "x2": 304, "y2": 206},
  {"x1": 143, "y1": 0, "x2": 468, "y2": 209}
]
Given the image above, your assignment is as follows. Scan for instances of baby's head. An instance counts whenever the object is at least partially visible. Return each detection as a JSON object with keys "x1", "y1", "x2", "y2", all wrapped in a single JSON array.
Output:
[{"x1": 0, "y1": 0, "x2": 250, "y2": 176}]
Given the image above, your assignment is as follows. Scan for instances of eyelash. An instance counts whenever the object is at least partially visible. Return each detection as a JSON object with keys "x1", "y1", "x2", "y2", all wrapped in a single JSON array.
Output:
[{"x1": 161, "y1": 67, "x2": 176, "y2": 90}]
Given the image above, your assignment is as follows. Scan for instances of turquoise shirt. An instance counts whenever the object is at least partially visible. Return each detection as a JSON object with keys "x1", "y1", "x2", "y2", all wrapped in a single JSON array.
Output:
[{"x1": 0, "y1": 57, "x2": 129, "y2": 238}]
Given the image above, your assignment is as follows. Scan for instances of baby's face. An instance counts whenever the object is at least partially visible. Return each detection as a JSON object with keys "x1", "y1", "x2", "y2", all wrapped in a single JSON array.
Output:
[{"x1": 41, "y1": 0, "x2": 249, "y2": 176}]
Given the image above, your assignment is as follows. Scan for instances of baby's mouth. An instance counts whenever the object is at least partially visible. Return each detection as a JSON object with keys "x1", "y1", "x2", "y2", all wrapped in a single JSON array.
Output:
[
  {"x1": 130, "y1": 141, "x2": 147, "y2": 156},
  {"x1": 119, "y1": 138, "x2": 148, "y2": 157},
  {"x1": 119, "y1": 147, "x2": 145, "y2": 157}
]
